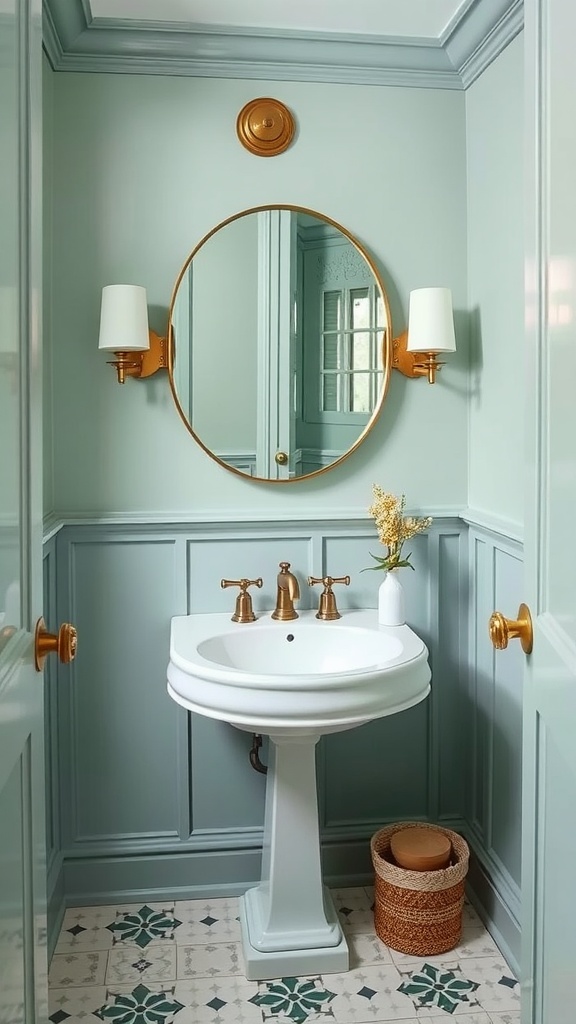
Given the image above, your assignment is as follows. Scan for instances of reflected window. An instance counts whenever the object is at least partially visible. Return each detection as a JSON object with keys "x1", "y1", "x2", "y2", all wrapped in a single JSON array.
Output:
[{"x1": 321, "y1": 286, "x2": 385, "y2": 414}]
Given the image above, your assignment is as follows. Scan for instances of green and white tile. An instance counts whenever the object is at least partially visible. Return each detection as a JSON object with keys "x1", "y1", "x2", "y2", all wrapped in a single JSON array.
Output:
[
  {"x1": 49, "y1": 950, "x2": 107, "y2": 988},
  {"x1": 93, "y1": 982, "x2": 185, "y2": 1022},
  {"x1": 49, "y1": 984, "x2": 108, "y2": 1022},
  {"x1": 323, "y1": 963, "x2": 416, "y2": 1022},
  {"x1": 174, "y1": 898, "x2": 242, "y2": 945},
  {"x1": 249, "y1": 975, "x2": 338, "y2": 1024},
  {"x1": 347, "y1": 932, "x2": 394, "y2": 968},
  {"x1": 397, "y1": 962, "x2": 481, "y2": 1015},
  {"x1": 177, "y1": 941, "x2": 244, "y2": 978},
  {"x1": 106, "y1": 943, "x2": 177, "y2": 984},
  {"x1": 106, "y1": 905, "x2": 182, "y2": 948},
  {"x1": 453, "y1": 957, "x2": 519, "y2": 1015},
  {"x1": 172, "y1": 976, "x2": 262, "y2": 1024},
  {"x1": 331, "y1": 888, "x2": 375, "y2": 935},
  {"x1": 55, "y1": 903, "x2": 178, "y2": 953}
]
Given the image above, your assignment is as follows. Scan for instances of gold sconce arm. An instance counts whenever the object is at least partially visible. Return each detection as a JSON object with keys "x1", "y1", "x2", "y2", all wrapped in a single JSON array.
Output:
[
  {"x1": 392, "y1": 330, "x2": 446, "y2": 384},
  {"x1": 106, "y1": 330, "x2": 168, "y2": 384}
]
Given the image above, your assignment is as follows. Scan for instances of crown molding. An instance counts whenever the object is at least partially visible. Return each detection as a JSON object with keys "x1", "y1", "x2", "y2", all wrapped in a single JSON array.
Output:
[{"x1": 42, "y1": 0, "x2": 522, "y2": 89}]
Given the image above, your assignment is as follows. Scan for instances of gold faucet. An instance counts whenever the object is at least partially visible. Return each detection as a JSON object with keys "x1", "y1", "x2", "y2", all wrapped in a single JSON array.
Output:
[
  {"x1": 271, "y1": 562, "x2": 300, "y2": 621},
  {"x1": 308, "y1": 575, "x2": 351, "y2": 620}
]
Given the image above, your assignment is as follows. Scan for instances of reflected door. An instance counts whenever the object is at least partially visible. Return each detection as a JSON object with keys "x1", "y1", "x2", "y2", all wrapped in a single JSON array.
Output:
[
  {"x1": 0, "y1": 2, "x2": 46, "y2": 1021},
  {"x1": 523, "y1": 0, "x2": 576, "y2": 1020}
]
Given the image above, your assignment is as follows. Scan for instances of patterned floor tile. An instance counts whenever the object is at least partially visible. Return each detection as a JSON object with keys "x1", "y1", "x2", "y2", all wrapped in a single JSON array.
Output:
[
  {"x1": 347, "y1": 933, "x2": 394, "y2": 969},
  {"x1": 55, "y1": 903, "x2": 177, "y2": 953},
  {"x1": 323, "y1": 963, "x2": 416, "y2": 1022},
  {"x1": 462, "y1": 902, "x2": 483, "y2": 928},
  {"x1": 106, "y1": 904, "x2": 182, "y2": 948},
  {"x1": 331, "y1": 889, "x2": 375, "y2": 936},
  {"x1": 249, "y1": 975, "x2": 339, "y2": 1024},
  {"x1": 48, "y1": 951, "x2": 107, "y2": 988},
  {"x1": 93, "y1": 982, "x2": 186, "y2": 1021},
  {"x1": 106, "y1": 942, "x2": 177, "y2": 984},
  {"x1": 457, "y1": 929, "x2": 501, "y2": 959},
  {"x1": 50, "y1": 982, "x2": 192, "y2": 1023},
  {"x1": 48, "y1": 985, "x2": 108, "y2": 1022},
  {"x1": 453, "y1": 957, "x2": 520, "y2": 1015},
  {"x1": 173, "y1": 897, "x2": 242, "y2": 945},
  {"x1": 397, "y1": 962, "x2": 482, "y2": 1015},
  {"x1": 488, "y1": 1014, "x2": 521, "y2": 1024},
  {"x1": 172, "y1": 976, "x2": 262, "y2": 1023},
  {"x1": 177, "y1": 941, "x2": 244, "y2": 978}
]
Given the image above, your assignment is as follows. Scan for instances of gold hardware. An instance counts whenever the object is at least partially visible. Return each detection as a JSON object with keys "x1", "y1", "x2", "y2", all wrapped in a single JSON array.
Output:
[
  {"x1": 489, "y1": 603, "x2": 533, "y2": 655},
  {"x1": 107, "y1": 330, "x2": 168, "y2": 384},
  {"x1": 275, "y1": 451, "x2": 289, "y2": 466},
  {"x1": 271, "y1": 562, "x2": 300, "y2": 621},
  {"x1": 308, "y1": 575, "x2": 351, "y2": 620},
  {"x1": 392, "y1": 330, "x2": 446, "y2": 384},
  {"x1": 34, "y1": 617, "x2": 78, "y2": 672},
  {"x1": 236, "y1": 98, "x2": 295, "y2": 157},
  {"x1": 221, "y1": 577, "x2": 263, "y2": 623}
]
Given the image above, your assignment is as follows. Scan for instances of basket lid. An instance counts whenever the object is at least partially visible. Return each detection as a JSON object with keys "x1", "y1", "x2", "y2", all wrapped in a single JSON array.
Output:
[{"x1": 390, "y1": 827, "x2": 452, "y2": 872}]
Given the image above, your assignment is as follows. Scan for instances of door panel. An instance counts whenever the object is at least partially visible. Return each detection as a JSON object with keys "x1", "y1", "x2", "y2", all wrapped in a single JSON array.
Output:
[
  {"x1": 523, "y1": 0, "x2": 576, "y2": 1020},
  {"x1": 0, "y1": 0, "x2": 46, "y2": 1020}
]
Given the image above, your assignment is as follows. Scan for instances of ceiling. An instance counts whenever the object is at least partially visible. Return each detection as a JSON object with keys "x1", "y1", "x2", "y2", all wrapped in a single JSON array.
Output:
[
  {"x1": 88, "y1": 0, "x2": 471, "y2": 39},
  {"x1": 43, "y1": 0, "x2": 522, "y2": 89}
]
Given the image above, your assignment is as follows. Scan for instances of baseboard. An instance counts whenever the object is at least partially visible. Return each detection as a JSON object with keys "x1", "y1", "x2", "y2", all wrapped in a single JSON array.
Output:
[
  {"x1": 47, "y1": 854, "x2": 65, "y2": 960},
  {"x1": 463, "y1": 834, "x2": 521, "y2": 976},
  {"x1": 59, "y1": 835, "x2": 377, "y2": 907},
  {"x1": 61, "y1": 846, "x2": 263, "y2": 907}
]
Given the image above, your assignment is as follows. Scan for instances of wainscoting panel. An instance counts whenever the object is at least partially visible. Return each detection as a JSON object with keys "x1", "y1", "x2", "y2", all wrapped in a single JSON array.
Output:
[
  {"x1": 48, "y1": 516, "x2": 468, "y2": 906},
  {"x1": 57, "y1": 532, "x2": 185, "y2": 846},
  {"x1": 466, "y1": 520, "x2": 523, "y2": 969}
]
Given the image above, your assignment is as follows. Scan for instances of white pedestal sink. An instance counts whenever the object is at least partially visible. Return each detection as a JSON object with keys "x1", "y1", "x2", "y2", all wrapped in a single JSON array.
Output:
[{"x1": 167, "y1": 609, "x2": 430, "y2": 980}]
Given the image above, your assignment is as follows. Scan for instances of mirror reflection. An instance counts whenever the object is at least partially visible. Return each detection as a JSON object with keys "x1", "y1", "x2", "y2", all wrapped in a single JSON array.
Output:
[{"x1": 168, "y1": 206, "x2": 392, "y2": 481}]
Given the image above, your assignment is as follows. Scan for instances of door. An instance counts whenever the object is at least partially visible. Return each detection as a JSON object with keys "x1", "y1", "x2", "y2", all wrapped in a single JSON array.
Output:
[
  {"x1": 0, "y1": 1, "x2": 47, "y2": 1021},
  {"x1": 256, "y1": 209, "x2": 296, "y2": 479},
  {"x1": 521, "y1": 0, "x2": 576, "y2": 1020}
]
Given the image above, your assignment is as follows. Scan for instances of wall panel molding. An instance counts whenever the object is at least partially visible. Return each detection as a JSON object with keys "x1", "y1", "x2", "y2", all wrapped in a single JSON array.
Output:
[
  {"x1": 42, "y1": 0, "x2": 521, "y2": 89},
  {"x1": 46, "y1": 515, "x2": 468, "y2": 905}
]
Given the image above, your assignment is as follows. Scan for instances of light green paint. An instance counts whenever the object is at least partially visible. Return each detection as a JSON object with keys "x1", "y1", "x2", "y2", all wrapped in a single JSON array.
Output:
[
  {"x1": 46, "y1": 73, "x2": 468, "y2": 517},
  {"x1": 43, "y1": 55, "x2": 54, "y2": 518},
  {"x1": 466, "y1": 34, "x2": 524, "y2": 529}
]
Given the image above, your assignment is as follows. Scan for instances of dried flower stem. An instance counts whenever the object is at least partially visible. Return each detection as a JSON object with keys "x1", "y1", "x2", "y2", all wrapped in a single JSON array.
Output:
[{"x1": 364, "y1": 486, "x2": 432, "y2": 572}]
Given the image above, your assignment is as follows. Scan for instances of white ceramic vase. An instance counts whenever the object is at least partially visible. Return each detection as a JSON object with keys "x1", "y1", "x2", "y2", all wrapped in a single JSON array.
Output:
[{"x1": 378, "y1": 570, "x2": 406, "y2": 626}]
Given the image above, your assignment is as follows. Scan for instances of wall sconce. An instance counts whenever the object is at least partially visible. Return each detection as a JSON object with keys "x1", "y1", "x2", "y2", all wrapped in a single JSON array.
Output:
[
  {"x1": 98, "y1": 284, "x2": 168, "y2": 384},
  {"x1": 393, "y1": 287, "x2": 456, "y2": 384}
]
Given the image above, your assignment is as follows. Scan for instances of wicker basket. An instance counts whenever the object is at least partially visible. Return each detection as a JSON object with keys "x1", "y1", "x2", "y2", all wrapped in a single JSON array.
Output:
[{"x1": 371, "y1": 822, "x2": 469, "y2": 956}]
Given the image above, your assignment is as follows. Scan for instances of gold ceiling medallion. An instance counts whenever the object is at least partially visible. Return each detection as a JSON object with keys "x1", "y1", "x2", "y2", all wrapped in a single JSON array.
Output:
[{"x1": 236, "y1": 98, "x2": 295, "y2": 157}]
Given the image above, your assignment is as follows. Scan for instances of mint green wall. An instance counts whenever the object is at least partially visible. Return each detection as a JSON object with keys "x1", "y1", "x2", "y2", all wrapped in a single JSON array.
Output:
[
  {"x1": 466, "y1": 34, "x2": 524, "y2": 531},
  {"x1": 46, "y1": 74, "x2": 467, "y2": 516}
]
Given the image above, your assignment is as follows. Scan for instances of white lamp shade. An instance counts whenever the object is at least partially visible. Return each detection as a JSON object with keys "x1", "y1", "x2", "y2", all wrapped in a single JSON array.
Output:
[
  {"x1": 407, "y1": 287, "x2": 456, "y2": 353},
  {"x1": 98, "y1": 284, "x2": 150, "y2": 352}
]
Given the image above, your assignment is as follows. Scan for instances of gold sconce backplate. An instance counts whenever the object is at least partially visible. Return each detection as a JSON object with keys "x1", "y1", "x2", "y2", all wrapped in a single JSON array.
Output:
[
  {"x1": 236, "y1": 98, "x2": 295, "y2": 157},
  {"x1": 392, "y1": 329, "x2": 445, "y2": 384}
]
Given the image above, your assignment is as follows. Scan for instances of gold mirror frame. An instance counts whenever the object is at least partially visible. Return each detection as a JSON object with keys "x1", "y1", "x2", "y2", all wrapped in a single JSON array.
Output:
[{"x1": 167, "y1": 205, "x2": 393, "y2": 484}]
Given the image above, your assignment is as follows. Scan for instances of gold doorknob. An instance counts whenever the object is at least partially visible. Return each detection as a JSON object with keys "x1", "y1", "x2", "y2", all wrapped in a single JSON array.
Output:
[
  {"x1": 489, "y1": 603, "x2": 533, "y2": 654},
  {"x1": 275, "y1": 451, "x2": 289, "y2": 466},
  {"x1": 34, "y1": 617, "x2": 78, "y2": 671}
]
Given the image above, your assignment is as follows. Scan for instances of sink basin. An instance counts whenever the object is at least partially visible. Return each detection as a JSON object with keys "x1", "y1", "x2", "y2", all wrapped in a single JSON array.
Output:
[
  {"x1": 167, "y1": 607, "x2": 431, "y2": 981},
  {"x1": 168, "y1": 609, "x2": 430, "y2": 735}
]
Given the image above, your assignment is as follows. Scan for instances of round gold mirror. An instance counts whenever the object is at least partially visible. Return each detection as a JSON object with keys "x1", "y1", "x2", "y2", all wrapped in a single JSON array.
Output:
[{"x1": 168, "y1": 205, "x2": 392, "y2": 482}]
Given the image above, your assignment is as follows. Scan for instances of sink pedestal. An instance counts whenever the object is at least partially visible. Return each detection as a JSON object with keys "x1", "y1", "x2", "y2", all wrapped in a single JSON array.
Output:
[{"x1": 239, "y1": 733, "x2": 349, "y2": 981}]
